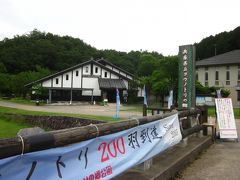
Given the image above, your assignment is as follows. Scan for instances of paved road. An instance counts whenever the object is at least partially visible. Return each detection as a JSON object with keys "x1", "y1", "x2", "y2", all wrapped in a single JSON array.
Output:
[
  {"x1": 177, "y1": 121, "x2": 240, "y2": 180},
  {"x1": 0, "y1": 101, "x2": 142, "y2": 119}
]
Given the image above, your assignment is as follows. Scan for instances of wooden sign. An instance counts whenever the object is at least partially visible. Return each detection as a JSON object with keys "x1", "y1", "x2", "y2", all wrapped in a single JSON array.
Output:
[
  {"x1": 215, "y1": 98, "x2": 238, "y2": 139},
  {"x1": 178, "y1": 45, "x2": 196, "y2": 109}
]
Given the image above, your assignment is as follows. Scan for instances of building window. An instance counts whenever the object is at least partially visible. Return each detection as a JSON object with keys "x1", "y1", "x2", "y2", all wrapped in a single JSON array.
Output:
[
  {"x1": 196, "y1": 73, "x2": 198, "y2": 81},
  {"x1": 226, "y1": 71, "x2": 230, "y2": 81},
  {"x1": 104, "y1": 72, "x2": 108, "y2": 78},
  {"x1": 85, "y1": 67, "x2": 89, "y2": 73},
  {"x1": 66, "y1": 74, "x2": 69, "y2": 80},
  {"x1": 76, "y1": 70, "x2": 79, "y2": 76},
  {"x1": 215, "y1": 71, "x2": 219, "y2": 80},
  {"x1": 95, "y1": 67, "x2": 98, "y2": 73},
  {"x1": 56, "y1": 78, "x2": 59, "y2": 84},
  {"x1": 238, "y1": 67, "x2": 240, "y2": 80},
  {"x1": 205, "y1": 81, "x2": 208, "y2": 86},
  {"x1": 205, "y1": 72, "x2": 208, "y2": 81},
  {"x1": 226, "y1": 81, "x2": 230, "y2": 85}
]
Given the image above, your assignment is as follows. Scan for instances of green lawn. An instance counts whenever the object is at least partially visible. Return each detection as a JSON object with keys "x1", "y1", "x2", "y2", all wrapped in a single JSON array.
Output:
[
  {"x1": 0, "y1": 97, "x2": 38, "y2": 105},
  {"x1": 0, "y1": 106, "x2": 121, "y2": 138},
  {"x1": 0, "y1": 117, "x2": 32, "y2": 138}
]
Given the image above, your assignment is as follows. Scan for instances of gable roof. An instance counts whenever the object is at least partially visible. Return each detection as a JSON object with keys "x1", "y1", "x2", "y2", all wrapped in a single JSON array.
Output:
[
  {"x1": 196, "y1": 49, "x2": 240, "y2": 67},
  {"x1": 25, "y1": 59, "x2": 133, "y2": 87},
  {"x1": 96, "y1": 59, "x2": 134, "y2": 77}
]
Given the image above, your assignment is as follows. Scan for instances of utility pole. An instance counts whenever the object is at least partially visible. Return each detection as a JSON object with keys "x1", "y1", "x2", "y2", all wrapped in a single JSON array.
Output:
[{"x1": 214, "y1": 44, "x2": 217, "y2": 56}]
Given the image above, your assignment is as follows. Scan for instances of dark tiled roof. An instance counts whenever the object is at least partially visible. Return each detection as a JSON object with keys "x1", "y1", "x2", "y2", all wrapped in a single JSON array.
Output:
[
  {"x1": 196, "y1": 50, "x2": 240, "y2": 67},
  {"x1": 96, "y1": 59, "x2": 134, "y2": 77},
  {"x1": 98, "y1": 78, "x2": 126, "y2": 90}
]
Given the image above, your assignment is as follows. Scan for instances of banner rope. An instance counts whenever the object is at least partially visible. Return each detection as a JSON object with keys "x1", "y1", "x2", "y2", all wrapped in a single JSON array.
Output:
[
  {"x1": 90, "y1": 124, "x2": 99, "y2": 137},
  {"x1": 17, "y1": 135, "x2": 25, "y2": 155}
]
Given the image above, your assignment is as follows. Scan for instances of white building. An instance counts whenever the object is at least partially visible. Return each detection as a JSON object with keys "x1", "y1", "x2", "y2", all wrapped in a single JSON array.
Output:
[
  {"x1": 26, "y1": 58, "x2": 143, "y2": 103},
  {"x1": 196, "y1": 50, "x2": 240, "y2": 107}
]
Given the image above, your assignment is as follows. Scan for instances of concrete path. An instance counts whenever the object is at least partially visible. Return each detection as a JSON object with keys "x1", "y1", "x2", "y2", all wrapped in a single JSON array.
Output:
[
  {"x1": 177, "y1": 121, "x2": 240, "y2": 180},
  {"x1": 0, "y1": 101, "x2": 142, "y2": 119}
]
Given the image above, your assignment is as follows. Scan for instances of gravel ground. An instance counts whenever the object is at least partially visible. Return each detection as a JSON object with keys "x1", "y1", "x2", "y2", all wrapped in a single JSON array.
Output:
[{"x1": 0, "y1": 101, "x2": 142, "y2": 119}]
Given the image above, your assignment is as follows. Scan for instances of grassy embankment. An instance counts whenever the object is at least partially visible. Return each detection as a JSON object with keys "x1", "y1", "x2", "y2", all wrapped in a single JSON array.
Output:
[{"x1": 0, "y1": 105, "x2": 120, "y2": 138}]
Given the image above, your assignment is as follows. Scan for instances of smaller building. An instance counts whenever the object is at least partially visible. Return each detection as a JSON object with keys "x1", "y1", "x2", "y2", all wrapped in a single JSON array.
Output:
[
  {"x1": 26, "y1": 58, "x2": 143, "y2": 103},
  {"x1": 196, "y1": 50, "x2": 240, "y2": 107}
]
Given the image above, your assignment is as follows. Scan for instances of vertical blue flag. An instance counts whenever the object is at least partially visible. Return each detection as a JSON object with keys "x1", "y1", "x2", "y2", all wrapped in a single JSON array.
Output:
[
  {"x1": 114, "y1": 88, "x2": 120, "y2": 119},
  {"x1": 143, "y1": 85, "x2": 148, "y2": 106},
  {"x1": 168, "y1": 90, "x2": 173, "y2": 109}
]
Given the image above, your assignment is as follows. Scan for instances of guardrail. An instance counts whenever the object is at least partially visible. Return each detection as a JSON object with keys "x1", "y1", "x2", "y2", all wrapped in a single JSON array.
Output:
[
  {"x1": 0, "y1": 107, "x2": 208, "y2": 160},
  {"x1": 143, "y1": 104, "x2": 208, "y2": 138}
]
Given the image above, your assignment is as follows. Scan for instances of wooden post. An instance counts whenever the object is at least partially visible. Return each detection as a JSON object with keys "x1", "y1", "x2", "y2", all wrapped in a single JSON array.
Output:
[
  {"x1": 91, "y1": 90, "x2": 94, "y2": 104},
  {"x1": 70, "y1": 89, "x2": 73, "y2": 104},
  {"x1": 198, "y1": 105, "x2": 208, "y2": 135},
  {"x1": 143, "y1": 104, "x2": 147, "y2": 116},
  {"x1": 48, "y1": 89, "x2": 52, "y2": 104}
]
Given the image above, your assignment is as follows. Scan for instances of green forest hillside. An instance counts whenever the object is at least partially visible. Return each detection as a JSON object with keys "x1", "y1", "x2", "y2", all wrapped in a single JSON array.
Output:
[
  {"x1": 0, "y1": 26, "x2": 239, "y2": 99},
  {"x1": 195, "y1": 26, "x2": 240, "y2": 60},
  {"x1": 0, "y1": 29, "x2": 163, "y2": 74}
]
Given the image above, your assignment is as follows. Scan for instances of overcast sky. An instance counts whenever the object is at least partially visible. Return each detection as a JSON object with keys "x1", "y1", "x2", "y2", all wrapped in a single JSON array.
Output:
[{"x1": 0, "y1": 0, "x2": 239, "y2": 55}]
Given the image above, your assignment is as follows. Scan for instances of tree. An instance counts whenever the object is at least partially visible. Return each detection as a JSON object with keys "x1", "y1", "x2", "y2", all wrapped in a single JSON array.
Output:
[
  {"x1": 150, "y1": 56, "x2": 178, "y2": 106},
  {"x1": 137, "y1": 54, "x2": 159, "y2": 76}
]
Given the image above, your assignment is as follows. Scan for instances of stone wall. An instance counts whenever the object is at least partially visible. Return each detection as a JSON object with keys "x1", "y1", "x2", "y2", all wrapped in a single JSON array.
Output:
[{"x1": 23, "y1": 115, "x2": 105, "y2": 130}]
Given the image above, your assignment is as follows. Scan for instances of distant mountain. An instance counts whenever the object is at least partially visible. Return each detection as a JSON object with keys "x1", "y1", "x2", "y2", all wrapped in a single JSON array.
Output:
[{"x1": 195, "y1": 26, "x2": 240, "y2": 60}]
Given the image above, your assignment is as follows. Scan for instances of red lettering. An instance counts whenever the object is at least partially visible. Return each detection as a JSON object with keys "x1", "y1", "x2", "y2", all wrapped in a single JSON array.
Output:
[
  {"x1": 98, "y1": 142, "x2": 110, "y2": 162},
  {"x1": 98, "y1": 137, "x2": 126, "y2": 163},
  {"x1": 108, "y1": 140, "x2": 117, "y2": 157},
  {"x1": 116, "y1": 137, "x2": 125, "y2": 154}
]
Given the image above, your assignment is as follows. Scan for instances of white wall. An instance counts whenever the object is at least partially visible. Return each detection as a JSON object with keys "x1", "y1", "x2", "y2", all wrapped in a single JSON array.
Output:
[
  {"x1": 106, "y1": 65, "x2": 113, "y2": 70},
  {"x1": 93, "y1": 65, "x2": 101, "y2": 76},
  {"x1": 120, "y1": 71, "x2": 126, "y2": 77},
  {"x1": 62, "y1": 72, "x2": 72, "y2": 88},
  {"x1": 82, "y1": 77, "x2": 101, "y2": 96},
  {"x1": 83, "y1": 65, "x2": 91, "y2": 75},
  {"x1": 42, "y1": 79, "x2": 51, "y2": 87},
  {"x1": 72, "y1": 68, "x2": 81, "y2": 88},
  {"x1": 111, "y1": 74, "x2": 119, "y2": 79},
  {"x1": 101, "y1": 69, "x2": 110, "y2": 78},
  {"x1": 53, "y1": 75, "x2": 62, "y2": 87},
  {"x1": 126, "y1": 75, "x2": 133, "y2": 80}
]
